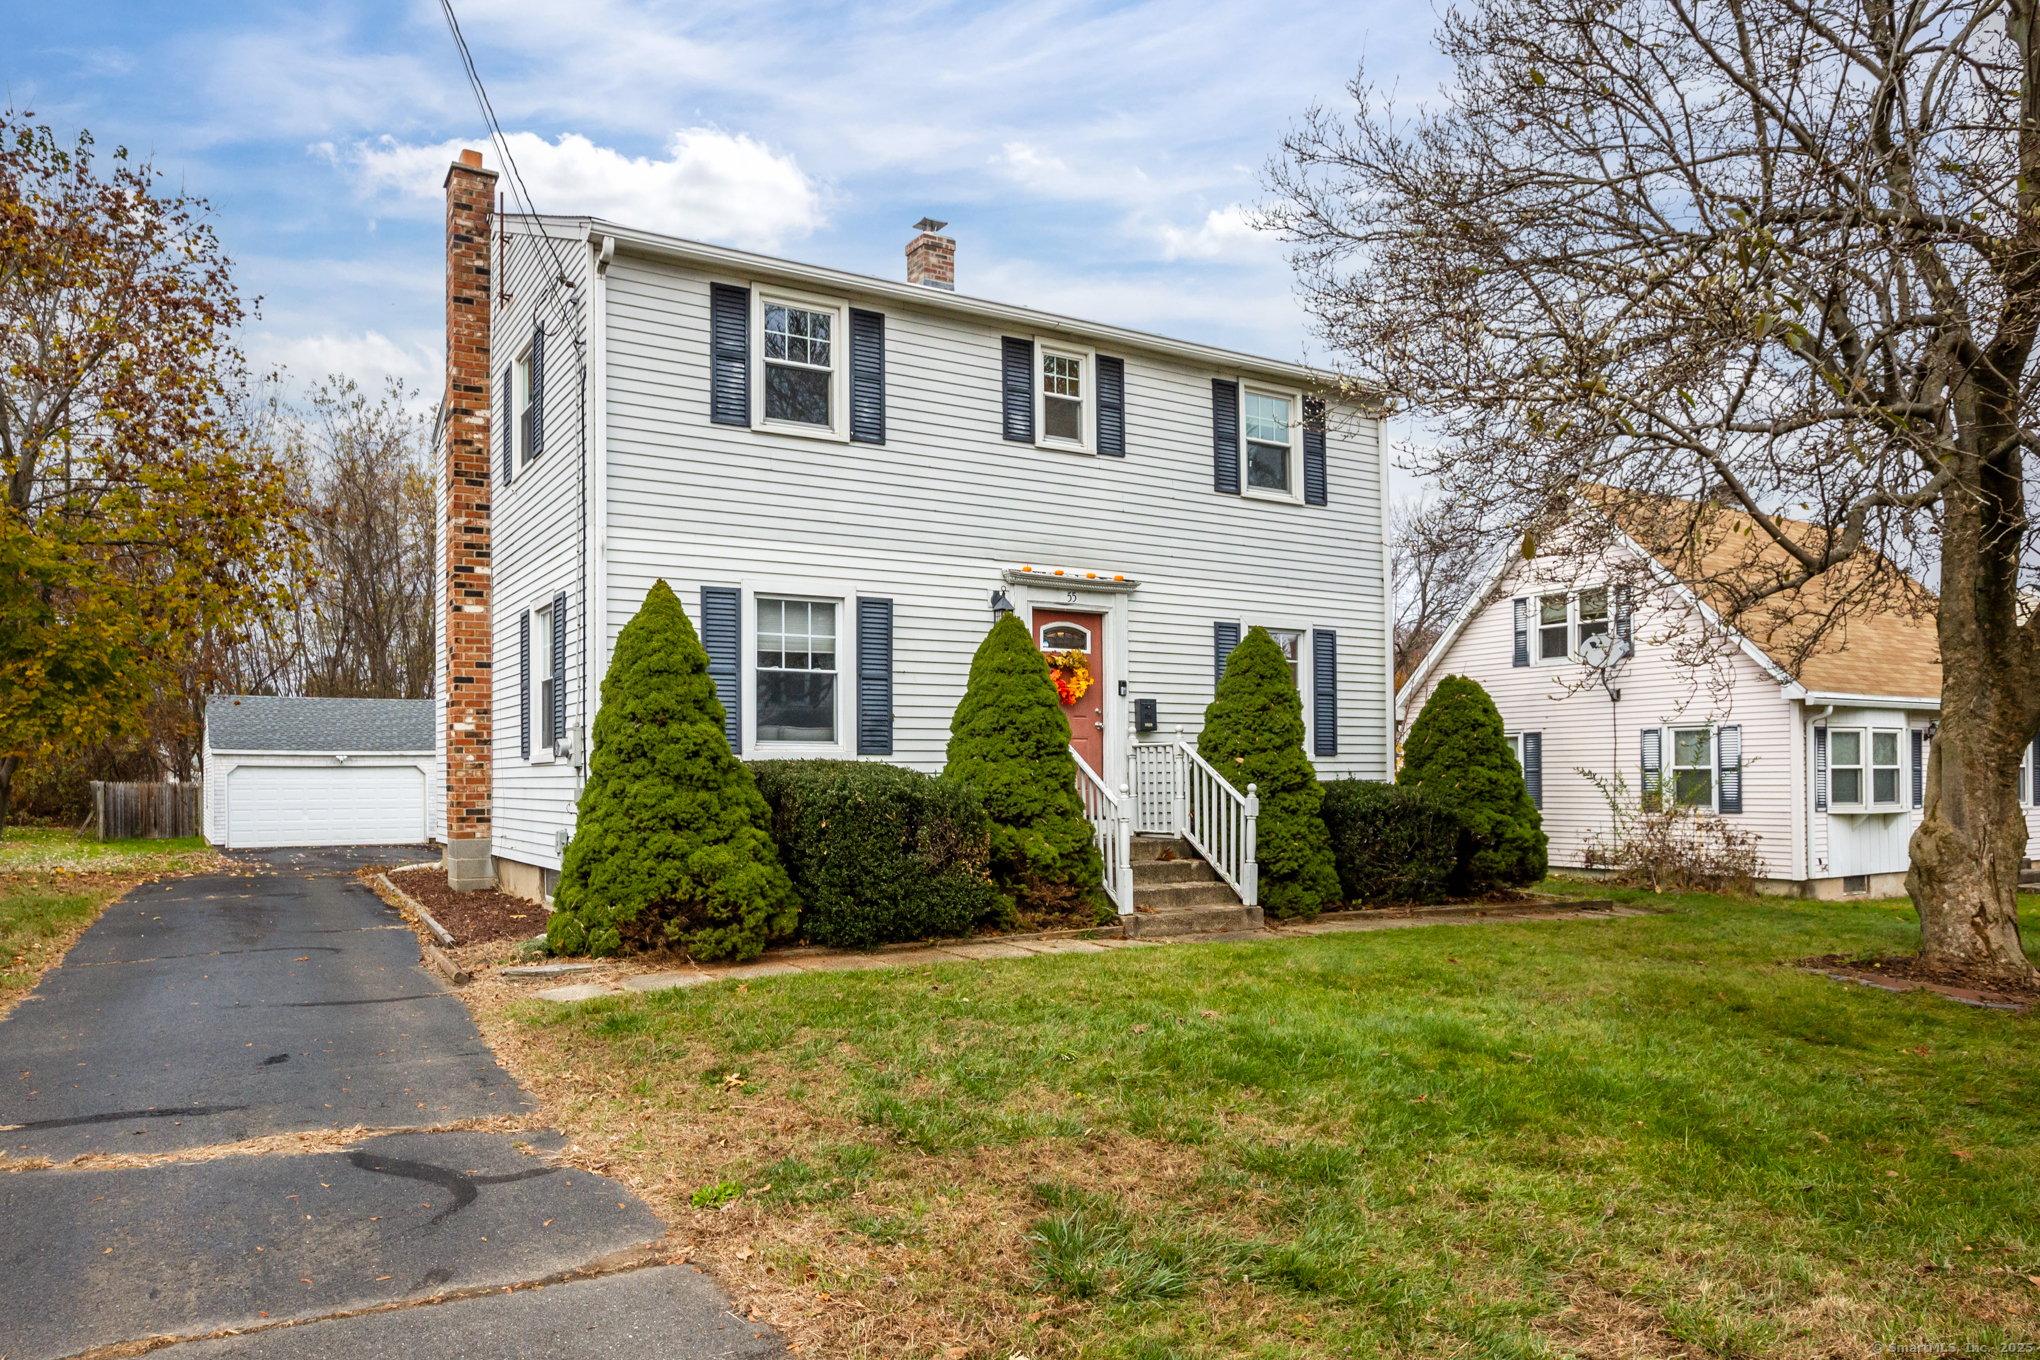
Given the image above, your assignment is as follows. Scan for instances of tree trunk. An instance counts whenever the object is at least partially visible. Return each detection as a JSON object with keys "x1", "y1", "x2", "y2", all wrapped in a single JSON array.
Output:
[
  {"x1": 1905, "y1": 462, "x2": 2040, "y2": 987},
  {"x1": 0, "y1": 754, "x2": 16, "y2": 840}
]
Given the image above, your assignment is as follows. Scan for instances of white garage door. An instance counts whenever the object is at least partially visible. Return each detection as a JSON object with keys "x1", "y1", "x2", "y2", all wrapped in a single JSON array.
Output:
[{"x1": 225, "y1": 764, "x2": 427, "y2": 849}]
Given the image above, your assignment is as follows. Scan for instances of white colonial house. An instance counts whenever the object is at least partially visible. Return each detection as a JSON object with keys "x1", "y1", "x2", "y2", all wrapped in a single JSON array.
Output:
[
  {"x1": 1400, "y1": 499, "x2": 1952, "y2": 899},
  {"x1": 429, "y1": 152, "x2": 1392, "y2": 915}
]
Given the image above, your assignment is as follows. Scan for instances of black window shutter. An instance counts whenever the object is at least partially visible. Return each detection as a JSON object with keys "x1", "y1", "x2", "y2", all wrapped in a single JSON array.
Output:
[
  {"x1": 709, "y1": 284, "x2": 751, "y2": 426},
  {"x1": 1312, "y1": 629, "x2": 1337, "y2": 757},
  {"x1": 1640, "y1": 727, "x2": 1662, "y2": 810},
  {"x1": 1522, "y1": 732, "x2": 1543, "y2": 808},
  {"x1": 1214, "y1": 621, "x2": 1241, "y2": 688},
  {"x1": 700, "y1": 586, "x2": 742, "y2": 753},
  {"x1": 1211, "y1": 379, "x2": 1240, "y2": 494},
  {"x1": 1718, "y1": 724, "x2": 1742, "y2": 814},
  {"x1": 1814, "y1": 727, "x2": 1828, "y2": 811},
  {"x1": 1512, "y1": 598, "x2": 1530, "y2": 667},
  {"x1": 849, "y1": 308, "x2": 886, "y2": 444},
  {"x1": 1912, "y1": 729, "x2": 1925, "y2": 809},
  {"x1": 551, "y1": 590, "x2": 568, "y2": 746},
  {"x1": 857, "y1": 597, "x2": 894, "y2": 756},
  {"x1": 529, "y1": 322, "x2": 546, "y2": 459},
  {"x1": 500, "y1": 366, "x2": 513, "y2": 486},
  {"x1": 1302, "y1": 396, "x2": 1328, "y2": 506},
  {"x1": 1096, "y1": 355, "x2": 1125, "y2": 457},
  {"x1": 1000, "y1": 337, "x2": 1034, "y2": 442},
  {"x1": 518, "y1": 611, "x2": 531, "y2": 761}
]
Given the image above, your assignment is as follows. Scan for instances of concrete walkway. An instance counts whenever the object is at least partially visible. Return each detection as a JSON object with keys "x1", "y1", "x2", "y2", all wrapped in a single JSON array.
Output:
[{"x1": 0, "y1": 847, "x2": 777, "y2": 1360}]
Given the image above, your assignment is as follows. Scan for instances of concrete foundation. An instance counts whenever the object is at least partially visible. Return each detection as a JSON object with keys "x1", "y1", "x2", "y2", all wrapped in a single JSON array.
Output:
[
  {"x1": 494, "y1": 856, "x2": 550, "y2": 906},
  {"x1": 444, "y1": 837, "x2": 494, "y2": 891}
]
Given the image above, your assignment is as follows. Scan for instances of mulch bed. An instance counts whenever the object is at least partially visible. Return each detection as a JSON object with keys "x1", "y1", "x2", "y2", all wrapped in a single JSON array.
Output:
[
  {"x1": 385, "y1": 867, "x2": 548, "y2": 946},
  {"x1": 1800, "y1": 952, "x2": 2040, "y2": 1010}
]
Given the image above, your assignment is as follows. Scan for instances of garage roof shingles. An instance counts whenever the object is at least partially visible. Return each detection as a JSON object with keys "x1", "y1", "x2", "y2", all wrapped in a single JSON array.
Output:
[{"x1": 207, "y1": 696, "x2": 435, "y2": 753}]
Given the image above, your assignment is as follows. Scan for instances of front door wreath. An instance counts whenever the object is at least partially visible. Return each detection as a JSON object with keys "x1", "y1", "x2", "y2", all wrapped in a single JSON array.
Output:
[{"x1": 1044, "y1": 648, "x2": 1092, "y2": 705}]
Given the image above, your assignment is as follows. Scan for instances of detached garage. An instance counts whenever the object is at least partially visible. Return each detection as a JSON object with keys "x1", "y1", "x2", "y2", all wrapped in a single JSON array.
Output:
[{"x1": 203, "y1": 696, "x2": 434, "y2": 849}]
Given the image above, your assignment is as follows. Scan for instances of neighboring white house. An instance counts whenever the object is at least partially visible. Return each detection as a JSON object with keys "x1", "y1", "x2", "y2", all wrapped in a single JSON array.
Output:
[
  {"x1": 1399, "y1": 499, "x2": 1946, "y2": 899},
  {"x1": 204, "y1": 696, "x2": 435, "y2": 850},
  {"x1": 430, "y1": 153, "x2": 1393, "y2": 907}
]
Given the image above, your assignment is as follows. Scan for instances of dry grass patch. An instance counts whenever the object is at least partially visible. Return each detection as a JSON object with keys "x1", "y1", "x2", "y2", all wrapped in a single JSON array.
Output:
[{"x1": 460, "y1": 886, "x2": 2040, "y2": 1358}]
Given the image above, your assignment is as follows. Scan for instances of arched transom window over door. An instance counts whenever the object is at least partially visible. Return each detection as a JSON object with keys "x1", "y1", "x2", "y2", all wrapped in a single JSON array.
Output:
[{"x1": 1039, "y1": 622, "x2": 1091, "y2": 651}]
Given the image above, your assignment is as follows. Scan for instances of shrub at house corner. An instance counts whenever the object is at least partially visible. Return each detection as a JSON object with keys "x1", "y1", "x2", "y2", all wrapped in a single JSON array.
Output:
[
  {"x1": 944, "y1": 612, "x2": 1107, "y2": 924},
  {"x1": 547, "y1": 580, "x2": 797, "y2": 961},
  {"x1": 1399, "y1": 674, "x2": 1547, "y2": 891},
  {"x1": 1199, "y1": 627, "x2": 1340, "y2": 918}
]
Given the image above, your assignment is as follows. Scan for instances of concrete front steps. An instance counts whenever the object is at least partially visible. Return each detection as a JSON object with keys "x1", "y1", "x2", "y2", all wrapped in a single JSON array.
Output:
[{"x1": 1122, "y1": 835, "x2": 1264, "y2": 939}]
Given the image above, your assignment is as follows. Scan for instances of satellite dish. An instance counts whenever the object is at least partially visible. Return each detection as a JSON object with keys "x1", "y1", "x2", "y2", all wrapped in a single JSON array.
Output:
[{"x1": 1580, "y1": 633, "x2": 1630, "y2": 670}]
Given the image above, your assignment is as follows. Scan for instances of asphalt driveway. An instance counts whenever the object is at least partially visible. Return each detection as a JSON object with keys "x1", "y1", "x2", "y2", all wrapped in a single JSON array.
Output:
[{"x1": 0, "y1": 846, "x2": 777, "y2": 1360}]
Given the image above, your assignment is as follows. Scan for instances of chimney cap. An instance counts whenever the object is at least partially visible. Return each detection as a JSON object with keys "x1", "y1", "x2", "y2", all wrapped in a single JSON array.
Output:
[
  {"x1": 459, "y1": 148, "x2": 484, "y2": 169},
  {"x1": 913, "y1": 217, "x2": 948, "y2": 234}
]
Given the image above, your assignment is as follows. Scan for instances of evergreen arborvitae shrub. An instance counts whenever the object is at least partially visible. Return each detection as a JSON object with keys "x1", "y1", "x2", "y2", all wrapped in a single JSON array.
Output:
[
  {"x1": 751, "y1": 759, "x2": 996, "y2": 948},
  {"x1": 1318, "y1": 779, "x2": 1463, "y2": 905},
  {"x1": 1197, "y1": 627, "x2": 1340, "y2": 919},
  {"x1": 547, "y1": 580, "x2": 798, "y2": 961},
  {"x1": 1398, "y1": 674, "x2": 1548, "y2": 891},
  {"x1": 943, "y1": 612, "x2": 1107, "y2": 924}
]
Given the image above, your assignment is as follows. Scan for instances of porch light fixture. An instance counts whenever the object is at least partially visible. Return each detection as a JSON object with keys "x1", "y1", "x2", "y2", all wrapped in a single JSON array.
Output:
[{"x1": 990, "y1": 589, "x2": 1015, "y2": 620}]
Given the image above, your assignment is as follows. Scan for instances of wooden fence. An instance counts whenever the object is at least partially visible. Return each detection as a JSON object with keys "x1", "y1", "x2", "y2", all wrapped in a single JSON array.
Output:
[{"x1": 90, "y1": 781, "x2": 203, "y2": 841}]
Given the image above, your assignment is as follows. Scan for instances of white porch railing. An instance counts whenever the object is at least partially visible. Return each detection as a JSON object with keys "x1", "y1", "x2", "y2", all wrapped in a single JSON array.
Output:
[
  {"x1": 1072, "y1": 751, "x2": 1134, "y2": 915},
  {"x1": 1128, "y1": 729, "x2": 1259, "y2": 907}
]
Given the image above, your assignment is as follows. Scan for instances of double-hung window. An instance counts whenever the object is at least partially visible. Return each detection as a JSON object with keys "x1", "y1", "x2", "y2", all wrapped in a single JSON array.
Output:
[
  {"x1": 763, "y1": 302, "x2": 833, "y2": 427},
  {"x1": 1830, "y1": 728, "x2": 1902, "y2": 807},
  {"x1": 1243, "y1": 389, "x2": 1296, "y2": 496},
  {"x1": 1537, "y1": 594, "x2": 1569, "y2": 661},
  {"x1": 1671, "y1": 727, "x2": 1713, "y2": 807},
  {"x1": 1576, "y1": 588, "x2": 1609, "y2": 649},
  {"x1": 1033, "y1": 341, "x2": 1094, "y2": 452},
  {"x1": 1264, "y1": 628, "x2": 1302, "y2": 688},
  {"x1": 757, "y1": 598, "x2": 837, "y2": 743},
  {"x1": 513, "y1": 347, "x2": 535, "y2": 464},
  {"x1": 1531, "y1": 588, "x2": 1614, "y2": 663},
  {"x1": 532, "y1": 603, "x2": 554, "y2": 759}
]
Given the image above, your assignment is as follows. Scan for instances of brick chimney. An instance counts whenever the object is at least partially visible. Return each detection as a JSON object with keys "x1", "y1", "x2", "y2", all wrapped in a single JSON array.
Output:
[
  {"x1": 443, "y1": 147, "x2": 497, "y2": 890},
  {"x1": 906, "y1": 218, "x2": 954, "y2": 291}
]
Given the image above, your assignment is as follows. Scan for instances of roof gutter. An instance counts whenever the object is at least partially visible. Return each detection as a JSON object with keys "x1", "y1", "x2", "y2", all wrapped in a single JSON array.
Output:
[{"x1": 1798, "y1": 691, "x2": 1941, "y2": 709}]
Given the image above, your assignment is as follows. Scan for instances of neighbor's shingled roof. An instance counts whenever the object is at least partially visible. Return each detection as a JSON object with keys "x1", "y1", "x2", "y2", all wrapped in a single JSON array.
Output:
[
  {"x1": 1588, "y1": 488, "x2": 1942, "y2": 700},
  {"x1": 205, "y1": 696, "x2": 435, "y2": 752}
]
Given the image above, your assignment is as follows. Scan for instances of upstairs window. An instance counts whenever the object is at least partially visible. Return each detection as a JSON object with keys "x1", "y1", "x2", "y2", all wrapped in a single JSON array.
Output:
[
  {"x1": 1244, "y1": 391, "x2": 1292, "y2": 494},
  {"x1": 513, "y1": 347, "x2": 534, "y2": 463},
  {"x1": 763, "y1": 302, "x2": 833, "y2": 427},
  {"x1": 757, "y1": 597, "x2": 837, "y2": 743},
  {"x1": 1538, "y1": 594, "x2": 1569, "y2": 660},
  {"x1": 1043, "y1": 352, "x2": 1084, "y2": 443},
  {"x1": 1577, "y1": 588, "x2": 1609, "y2": 649}
]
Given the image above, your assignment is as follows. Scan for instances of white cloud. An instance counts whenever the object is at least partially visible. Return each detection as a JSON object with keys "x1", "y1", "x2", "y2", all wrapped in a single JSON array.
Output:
[
  {"x1": 1149, "y1": 204, "x2": 1270, "y2": 262},
  {"x1": 248, "y1": 328, "x2": 442, "y2": 404},
  {"x1": 330, "y1": 128, "x2": 825, "y2": 250}
]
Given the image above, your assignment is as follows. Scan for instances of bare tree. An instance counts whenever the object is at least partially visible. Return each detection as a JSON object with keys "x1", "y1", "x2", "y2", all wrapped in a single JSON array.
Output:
[
  {"x1": 1393, "y1": 498, "x2": 1495, "y2": 699},
  {"x1": 1263, "y1": 0, "x2": 2040, "y2": 984},
  {"x1": 283, "y1": 378, "x2": 437, "y2": 700}
]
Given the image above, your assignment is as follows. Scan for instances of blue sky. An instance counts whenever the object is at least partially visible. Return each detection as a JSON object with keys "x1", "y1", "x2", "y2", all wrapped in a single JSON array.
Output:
[{"x1": 9, "y1": 0, "x2": 1444, "y2": 405}]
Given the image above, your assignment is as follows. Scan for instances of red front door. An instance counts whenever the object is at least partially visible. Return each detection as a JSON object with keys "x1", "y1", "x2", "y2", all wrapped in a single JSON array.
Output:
[{"x1": 1034, "y1": 608, "x2": 1106, "y2": 775}]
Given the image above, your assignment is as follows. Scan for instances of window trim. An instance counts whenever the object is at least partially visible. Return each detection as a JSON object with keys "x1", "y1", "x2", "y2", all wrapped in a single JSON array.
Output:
[
  {"x1": 1669, "y1": 725, "x2": 1715, "y2": 811},
  {"x1": 1238, "y1": 379, "x2": 1304, "y2": 504},
  {"x1": 512, "y1": 346, "x2": 534, "y2": 465},
  {"x1": 1826, "y1": 726, "x2": 1866, "y2": 809},
  {"x1": 1531, "y1": 587, "x2": 1613, "y2": 666},
  {"x1": 751, "y1": 285, "x2": 851, "y2": 442},
  {"x1": 749, "y1": 588, "x2": 851, "y2": 755},
  {"x1": 1827, "y1": 726, "x2": 1903, "y2": 810},
  {"x1": 1033, "y1": 337, "x2": 1096, "y2": 455},
  {"x1": 529, "y1": 601, "x2": 556, "y2": 763}
]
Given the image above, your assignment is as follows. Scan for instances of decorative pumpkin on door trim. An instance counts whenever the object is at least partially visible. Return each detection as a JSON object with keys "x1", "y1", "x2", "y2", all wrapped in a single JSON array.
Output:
[{"x1": 1044, "y1": 649, "x2": 1092, "y2": 705}]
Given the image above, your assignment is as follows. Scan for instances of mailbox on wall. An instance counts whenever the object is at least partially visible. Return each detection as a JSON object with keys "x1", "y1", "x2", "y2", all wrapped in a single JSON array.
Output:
[{"x1": 1134, "y1": 698, "x2": 1159, "y2": 733}]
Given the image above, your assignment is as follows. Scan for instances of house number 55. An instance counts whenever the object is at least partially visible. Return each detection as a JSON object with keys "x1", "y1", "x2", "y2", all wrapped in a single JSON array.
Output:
[{"x1": 1064, "y1": 591, "x2": 1079, "y2": 603}]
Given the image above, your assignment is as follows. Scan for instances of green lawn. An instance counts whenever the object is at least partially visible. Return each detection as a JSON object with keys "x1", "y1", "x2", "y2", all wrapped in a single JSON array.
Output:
[
  {"x1": 484, "y1": 884, "x2": 2040, "y2": 1359},
  {"x1": 0, "y1": 827, "x2": 220, "y2": 1004}
]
